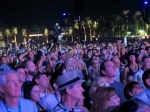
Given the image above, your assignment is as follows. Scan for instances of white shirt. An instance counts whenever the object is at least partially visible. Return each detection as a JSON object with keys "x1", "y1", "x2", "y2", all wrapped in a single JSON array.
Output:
[
  {"x1": 115, "y1": 68, "x2": 120, "y2": 82},
  {"x1": 133, "y1": 69, "x2": 146, "y2": 90}
]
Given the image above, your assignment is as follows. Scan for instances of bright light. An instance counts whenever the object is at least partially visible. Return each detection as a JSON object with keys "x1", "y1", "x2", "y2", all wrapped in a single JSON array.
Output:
[
  {"x1": 29, "y1": 34, "x2": 43, "y2": 37},
  {"x1": 145, "y1": 1, "x2": 148, "y2": 4},
  {"x1": 63, "y1": 13, "x2": 66, "y2": 16},
  {"x1": 43, "y1": 43, "x2": 45, "y2": 44}
]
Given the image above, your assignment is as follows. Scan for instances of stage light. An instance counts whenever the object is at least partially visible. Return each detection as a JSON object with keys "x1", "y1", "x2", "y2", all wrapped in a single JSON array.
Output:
[
  {"x1": 144, "y1": 1, "x2": 148, "y2": 4},
  {"x1": 63, "y1": 13, "x2": 66, "y2": 16}
]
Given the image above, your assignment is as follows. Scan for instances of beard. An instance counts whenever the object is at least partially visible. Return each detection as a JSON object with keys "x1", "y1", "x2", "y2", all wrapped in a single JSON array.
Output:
[{"x1": 28, "y1": 70, "x2": 36, "y2": 76}]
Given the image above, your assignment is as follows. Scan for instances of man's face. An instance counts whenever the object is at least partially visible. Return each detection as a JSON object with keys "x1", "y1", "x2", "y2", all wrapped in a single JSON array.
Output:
[
  {"x1": 0, "y1": 74, "x2": 21, "y2": 98},
  {"x1": 144, "y1": 58, "x2": 150, "y2": 70},
  {"x1": 102, "y1": 61, "x2": 116, "y2": 77},
  {"x1": 29, "y1": 51, "x2": 34, "y2": 59},
  {"x1": 17, "y1": 68, "x2": 26, "y2": 83},
  {"x1": 69, "y1": 82, "x2": 84, "y2": 101},
  {"x1": 25, "y1": 61, "x2": 36, "y2": 75},
  {"x1": 1, "y1": 57, "x2": 7, "y2": 64},
  {"x1": 36, "y1": 74, "x2": 49, "y2": 88},
  {"x1": 92, "y1": 60, "x2": 99, "y2": 68}
]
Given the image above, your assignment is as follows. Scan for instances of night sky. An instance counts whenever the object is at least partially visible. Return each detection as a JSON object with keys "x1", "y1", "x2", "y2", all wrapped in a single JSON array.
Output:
[{"x1": 0, "y1": 0, "x2": 141, "y2": 28}]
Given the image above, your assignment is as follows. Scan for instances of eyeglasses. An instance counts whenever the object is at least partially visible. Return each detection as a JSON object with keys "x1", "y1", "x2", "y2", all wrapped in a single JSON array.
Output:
[{"x1": 99, "y1": 83, "x2": 110, "y2": 87}]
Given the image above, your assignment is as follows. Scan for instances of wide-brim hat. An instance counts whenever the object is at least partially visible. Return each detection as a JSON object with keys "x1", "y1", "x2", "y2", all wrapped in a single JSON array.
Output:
[{"x1": 56, "y1": 71, "x2": 85, "y2": 91}]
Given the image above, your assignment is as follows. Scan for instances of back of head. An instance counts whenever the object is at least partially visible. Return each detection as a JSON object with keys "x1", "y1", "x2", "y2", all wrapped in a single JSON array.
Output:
[
  {"x1": 142, "y1": 69, "x2": 150, "y2": 88},
  {"x1": 118, "y1": 99, "x2": 150, "y2": 112}
]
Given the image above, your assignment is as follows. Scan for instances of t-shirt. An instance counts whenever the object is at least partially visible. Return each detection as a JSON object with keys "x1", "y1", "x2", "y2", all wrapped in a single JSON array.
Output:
[
  {"x1": 0, "y1": 98, "x2": 37, "y2": 112},
  {"x1": 109, "y1": 81, "x2": 126, "y2": 103},
  {"x1": 40, "y1": 93, "x2": 60, "y2": 111}
]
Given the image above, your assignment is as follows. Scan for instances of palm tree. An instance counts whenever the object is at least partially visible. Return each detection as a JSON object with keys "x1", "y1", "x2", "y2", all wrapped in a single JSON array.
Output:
[
  {"x1": 12, "y1": 27, "x2": 18, "y2": 46},
  {"x1": 44, "y1": 28, "x2": 49, "y2": 43},
  {"x1": 22, "y1": 28, "x2": 27, "y2": 43},
  {"x1": 123, "y1": 10, "x2": 129, "y2": 31},
  {"x1": 133, "y1": 11, "x2": 142, "y2": 35},
  {"x1": 5, "y1": 28, "x2": 11, "y2": 44},
  {"x1": 85, "y1": 17, "x2": 92, "y2": 41},
  {"x1": 74, "y1": 20, "x2": 79, "y2": 41},
  {"x1": 68, "y1": 27, "x2": 74, "y2": 42},
  {"x1": 81, "y1": 20, "x2": 86, "y2": 41},
  {"x1": 115, "y1": 15, "x2": 122, "y2": 37},
  {"x1": 92, "y1": 21, "x2": 98, "y2": 37}
]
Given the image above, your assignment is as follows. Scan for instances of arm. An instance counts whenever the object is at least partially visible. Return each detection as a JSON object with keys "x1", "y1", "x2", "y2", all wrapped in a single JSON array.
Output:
[{"x1": 123, "y1": 67, "x2": 129, "y2": 86}]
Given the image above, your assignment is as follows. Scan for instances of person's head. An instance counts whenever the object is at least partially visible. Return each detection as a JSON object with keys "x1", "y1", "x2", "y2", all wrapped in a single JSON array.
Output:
[
  {"x1": 89, "y1": 76, "x2": 109, "y2": 100},
  {"x1": 142, "y1": 69, "x2": 150, "y2": 89},
  {"x1": 0, "y1": 70, "x2": 21, "y2": 100},
  {"x1": 126, "y1": 74, "x2": 134, "y2": 84},
  {"x1": 63, "y1": 56, "x2": 75, "y2": 71},
  {"x1": 58, "y1": 50, "x2": 66, "y2": 60},
  {"x1": 56, "y1": 71, "x2": 84, "y2": 102},
  {"x1": 118, "y1": 98, "x2": 150, "y2": 112},
  {"x1": 24, "y1": 84, "x2": 40, "y2": 104},
  {"x1": 36, "y1": 51, "x2": 45, "y2": 62},
  {"x1": 100, "y1": 60, "x2": 116, "y2": 78},
  {"x1": 91, "y1": 87, "x2": 120, "y2": 112},
  {"x1": 120, "y1": 48, "x2": 126, "y2": 56},
  {"x1": 142, "y1": 56, "x2": 150, "y2": 71},
  {"x1": 15, "y1": 66, "x2": 26, "y2": 84},
  {"x1": 23, "y1": 60, "x2": 37, "y2": 76},
  {"x1": 32, "y1": 73, "x2": 49, "y2": 89},
  {"x1": 28, "y1": 51, "x2": 34, "y2": 60},
  {"x1": 111, "y1": 56, "x2": 121, "y2": 68},
  {"x1": 92, "y1": 59, "x2": 99, "y2": 68},
  {"x1": 124, "y1": 81, "x2": 143, "y2": 100},
  {"x1": 0, "y1": 56, "x2": 8, "y2": 65},
  {"x1": 127, "y1": 51, "x2": 136, "y2": 64}
]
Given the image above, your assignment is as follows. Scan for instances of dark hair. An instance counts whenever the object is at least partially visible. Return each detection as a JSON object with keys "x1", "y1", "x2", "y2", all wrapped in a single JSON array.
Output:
[
  {"x1": 118, "y1": 98, "x2": 150, "y2": 112},
  {"x1": 36, "y1": 51, "x2": 43, "y2": 61},
  {"x1": 100, "y1": 60, "x2": 109, "y2": 76},
  {"x1": 124, "y1": 81, "x2": 140, "y2": 100},
  {"x1": 24, "y1": 83, "x2": 38, "y2": 100},
  {"x1": 142, "y1": 55, "x2": 150, "y2": 63},
  {"x1": 142, "y1": 69, "x2": 150, "y2": 88},
  {"x1": 50, "y1": 72, "x2": 62, "y2": 90},
  {"x1": 32, "y1": 72, "x2": 46, "y2": 85}
]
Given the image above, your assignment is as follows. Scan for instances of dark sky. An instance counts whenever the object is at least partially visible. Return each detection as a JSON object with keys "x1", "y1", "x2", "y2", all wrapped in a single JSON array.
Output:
[{"x1": 0, "y1": 0, "x2": 142, "y2": 28}]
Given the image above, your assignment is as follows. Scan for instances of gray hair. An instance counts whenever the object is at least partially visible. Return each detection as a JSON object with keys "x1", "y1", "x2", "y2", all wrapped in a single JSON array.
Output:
[{"x1": 0, "y1": 70, "x2": 18, "y2": 100}]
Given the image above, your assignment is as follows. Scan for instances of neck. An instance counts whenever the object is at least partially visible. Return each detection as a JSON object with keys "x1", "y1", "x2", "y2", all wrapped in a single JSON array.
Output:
[
  {"x1": 106, "y1": 76, "x2": 115, "y2": 83},
  {"x1": 26, "y1": 74, "x2": 33, "y2": 81},
  {"x1": 61, "y1": 95, "x2": 77, "y2": 111},
  {"x1": 39, "y1": 86, "x2": 46, "y2": 94},
  {"x1": 4, "y1": 96, "x2": 19, "y2": 107},
  {"x1": 131, "y1": 62, "x2": 136, "y2": 65}
]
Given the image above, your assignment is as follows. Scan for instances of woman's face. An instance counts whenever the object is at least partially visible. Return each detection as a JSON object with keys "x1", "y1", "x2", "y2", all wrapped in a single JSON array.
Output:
[
  {"x1": 31, "y1": 85, "x2": 40, "y2": 103},
  {"x1": 129, "y1": 55, "x2": 135, "y2": 62},
  {"x1": 129, "y1": 84, "x2": 143, "y2": 97},
  {"x1": 106, "y1": 94, "x2": 120, "y2": 108}
]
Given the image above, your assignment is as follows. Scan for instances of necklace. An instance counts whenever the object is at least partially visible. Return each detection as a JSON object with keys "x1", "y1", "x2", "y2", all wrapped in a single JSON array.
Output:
[{"x1": 3, "y1": 101, "x2": 21, "y2": 112}]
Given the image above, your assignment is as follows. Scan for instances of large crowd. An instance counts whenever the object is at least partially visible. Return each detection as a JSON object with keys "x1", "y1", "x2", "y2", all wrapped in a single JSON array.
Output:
[{"x1": 0, "y1": 38, "x2": 150, "y2": 112}]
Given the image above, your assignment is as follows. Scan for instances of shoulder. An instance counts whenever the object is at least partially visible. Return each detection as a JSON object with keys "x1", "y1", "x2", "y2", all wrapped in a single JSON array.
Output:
[{"x1": 20, "y1": 98, "x2": 37, "y2": 111}]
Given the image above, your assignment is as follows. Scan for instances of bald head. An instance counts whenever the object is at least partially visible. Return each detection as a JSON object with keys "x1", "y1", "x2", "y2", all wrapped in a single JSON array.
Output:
[{"x1": 111, "y1": 56, "x2": 120, "y2": 68}]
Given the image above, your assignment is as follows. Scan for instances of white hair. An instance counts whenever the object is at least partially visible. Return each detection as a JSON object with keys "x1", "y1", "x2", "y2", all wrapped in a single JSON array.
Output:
[{"x1": 0, "y1": 70, "x2": 18, "y2": 100}]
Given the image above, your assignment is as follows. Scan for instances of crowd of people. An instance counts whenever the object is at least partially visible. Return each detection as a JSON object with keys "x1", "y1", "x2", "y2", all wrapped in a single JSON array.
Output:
[{"x1": 0, "y1": 38, "x2": 150, "y2": 112}]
